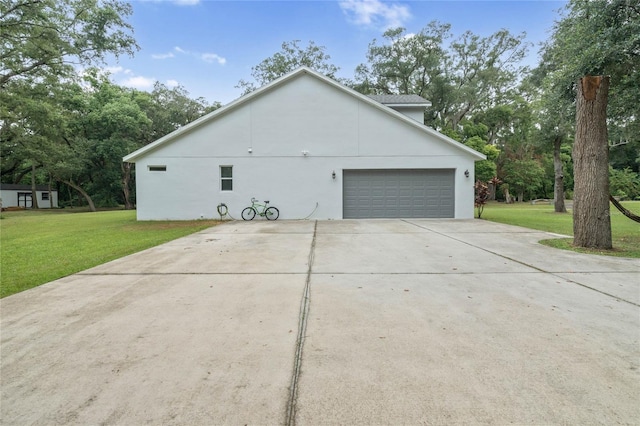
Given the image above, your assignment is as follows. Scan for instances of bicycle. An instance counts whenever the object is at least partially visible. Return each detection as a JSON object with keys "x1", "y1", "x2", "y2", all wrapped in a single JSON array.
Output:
[{"x1": 241, "y1": 197, "x2": 280, "y2": 220}]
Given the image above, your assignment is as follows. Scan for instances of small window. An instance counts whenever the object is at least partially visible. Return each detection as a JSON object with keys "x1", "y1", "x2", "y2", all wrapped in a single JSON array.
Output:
[
  {"x1": 41, "y1": 192, "x2": 49, "y2": 201},
  {"x1": 221, "y1": 166, "x2": 233, "y2": 191},
  {"x1": 148, "y1": 165, "x2": 167, "y2": 172}
]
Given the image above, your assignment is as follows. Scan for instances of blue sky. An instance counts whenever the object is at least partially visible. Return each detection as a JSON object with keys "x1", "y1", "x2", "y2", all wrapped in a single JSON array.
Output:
[{"x1": 105, "y1": 0, "x2": 568, "y2": 104}]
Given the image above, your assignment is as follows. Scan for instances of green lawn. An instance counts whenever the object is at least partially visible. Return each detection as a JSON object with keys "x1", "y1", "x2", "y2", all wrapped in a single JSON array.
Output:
[
  {"x1": 0, "y1": 209, "x2": 219, "y2": 298},
  {"x1": 481, "y1": 201, "x2": 640, "y2": 258}
]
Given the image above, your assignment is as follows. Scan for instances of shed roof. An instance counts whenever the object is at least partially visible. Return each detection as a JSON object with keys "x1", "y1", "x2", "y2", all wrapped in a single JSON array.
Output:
[
  {"x1": 0, "y1": 184, "x2": 54, "y2": 191},
  {"x1": 368, "y1": 94, "x2": 431, "y2": 106}
]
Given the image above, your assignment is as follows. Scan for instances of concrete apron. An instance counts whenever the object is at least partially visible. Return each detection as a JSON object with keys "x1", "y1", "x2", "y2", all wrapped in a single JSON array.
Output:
[{"x1": 1, "y1": 219, "x2": 638, "y2": 425}]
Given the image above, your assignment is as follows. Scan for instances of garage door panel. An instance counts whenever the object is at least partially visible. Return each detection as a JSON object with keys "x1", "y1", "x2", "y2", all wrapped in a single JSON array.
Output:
[{"x1": 343, "y1": 169, "x2": 455, "y2": 218}]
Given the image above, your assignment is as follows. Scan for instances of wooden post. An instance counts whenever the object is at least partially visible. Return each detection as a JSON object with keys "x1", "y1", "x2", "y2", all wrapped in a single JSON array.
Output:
[{"x1": 573, "y1": 75, "x2": 612, "y2": 249}]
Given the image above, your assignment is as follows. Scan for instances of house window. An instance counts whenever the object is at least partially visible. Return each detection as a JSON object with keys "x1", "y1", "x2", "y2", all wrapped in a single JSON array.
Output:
[
  {"x1": 148, "y1": 165, "x2": 167, "y2": 172},
  {"x1": 41, "y1": 192, "x2": 49, "y2": 201},
  {"x1": 221, "y1": 166, "x2": 233, "y2": 191}
]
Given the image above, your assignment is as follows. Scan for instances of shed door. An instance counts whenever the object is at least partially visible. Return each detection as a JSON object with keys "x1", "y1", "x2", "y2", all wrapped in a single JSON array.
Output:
[
  {"x1": 343, "y1": 169, "x2": 455, "y2": 218},
  {"x1": 17, "y1": 192, "x2": 32, "y2": 208}
]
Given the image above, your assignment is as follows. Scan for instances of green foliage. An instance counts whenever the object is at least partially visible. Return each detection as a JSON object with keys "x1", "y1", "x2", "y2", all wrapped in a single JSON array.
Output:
[
  {"x1": 352, "y1": 23, "x2": 451, "y2": 97},
  {"x1": 140, "y1": 82, "x2": 220, "y2": 143},
  {"x1": 1, "y1": 65, "x2": 215, "y2": 209},
  {"x1": 0, "y1": 0, "x2": 138, "y2": 87},
  {"x1": 609, "y1": 167, "x2": 640, "y2": 200},
  {"x1": 501, "y1": 159, "x2": 546, "y2": 201},
  {"x1": 236, "y1": 40, "x2": 339, "y2": 94},
  {"x1": 537, "y1": 0, "x2": 640, "y2": 180},
  {"x1": 464, "y1": 136, "x2": 499, "y2": 182},
  {"x1": 0, "y1": 210, "x2": 219, "y2": 298},
  {"x1": 446, "y1": 29, "x2": 529, "y2": 130},
  {"x1": 352, "y1": 24, "x2": 529, "y2": 133},
  {"x1": 610, "y1": 139, "x2": 640, "y2": 173}
]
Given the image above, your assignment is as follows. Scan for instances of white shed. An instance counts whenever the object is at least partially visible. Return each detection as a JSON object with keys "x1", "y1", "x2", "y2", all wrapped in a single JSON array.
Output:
[
  {"x1": 0, "y1": 184, "x2": 59, "y2": 209},
  {"x1": 124, "y1": 67, "x2": 485, "y2": 220}
]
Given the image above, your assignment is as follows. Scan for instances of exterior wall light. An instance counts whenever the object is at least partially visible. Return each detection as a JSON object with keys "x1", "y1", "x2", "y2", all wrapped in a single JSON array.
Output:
[
  {"x1": 332, "y1": 170, "x2": 336, "y2": 180},
  {"x1": 248, "y1": 148, "x2": 252, "y2": 153},
  {"x1": 302, "y1": 150, "x2": 309, "y2": 156},
  {"x1": 464, "y1": 169, "x2": 470, "y2": 178}
]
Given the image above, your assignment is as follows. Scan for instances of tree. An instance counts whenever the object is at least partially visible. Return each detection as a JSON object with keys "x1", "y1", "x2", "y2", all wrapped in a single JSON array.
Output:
[
  {"x1": 542, "y1": 0, "x2": 640, "y2": 248},
  {"x1": 351, "y1": 24, "x2": 529, "y2": 134},
  {"x1": 501, "y1": 159, "x2": 546, "y2": 202},
  {"x1": 525, "y1": 68, "x2": 573, "y2": 212},
  {"x1": 1, "y1": 0, "x2": 139, "y2": 211},
  {"x1": 236, "y1": 40, "x2": 339, "y2": 94},
  {"x1": 463, "y1": 136, "x2": 500, "y2": 182},
  {"x1": 573, "y1": 76, "x2": 612, "y2": 248},
  {"x1": 0, "y1": 0, "x2": 137, "y2": 88},
  {"x1": 138, "y1": 82, "x2": 219, "y2": 144},
  {"x1": 351, "y1": 23, "x2": 451, "y2": 98},
  {"x1": 609, "y1": 166, "x2": 640, "y2": 200},
  {"x1": 80, "y1": 74, "x2": 152, "y2": 209},
  {"x1": 445, "y1": 29, "x2": 528, "y2": 130}
]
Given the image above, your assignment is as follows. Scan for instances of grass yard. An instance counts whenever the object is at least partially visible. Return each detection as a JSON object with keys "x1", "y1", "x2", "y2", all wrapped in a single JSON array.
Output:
[
  {"x1": 481, "y1": 201, "x2": 640, "y2": 258},
  {"x1": 0, "y1": 209, "x2": 219, "y2": 298}
]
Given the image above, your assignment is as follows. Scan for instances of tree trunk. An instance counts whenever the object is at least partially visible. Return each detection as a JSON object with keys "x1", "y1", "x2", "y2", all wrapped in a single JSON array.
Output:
[
  {"x1": 30, "y1": 164, "x2": 39, "y2": 209},
  {"x1": 488, "y1": 183, "x2": 496, "y2": 201},
  {"x1": 573, "y1": 75, "x2": 611, "y2": 249},
  {"x1": 553, "y1": 136, "x2": 567, "y2": 213},
  {"x1": 503, "y1": 187, "x2": 512, "y2": 204},
  {"x1": 62, "y1": 179, "x2": 96, "y2": 212},
  {"x1": 47, "y1": 175, "x2": 53, "y2": 209},
  {"x1": 122, "y1": 162, "x2": 133, "y2": 210}
]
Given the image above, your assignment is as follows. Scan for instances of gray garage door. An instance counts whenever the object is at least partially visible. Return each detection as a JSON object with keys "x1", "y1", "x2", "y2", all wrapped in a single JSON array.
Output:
[{"x1": 343, "y1": 169, "x2": 455, "y2": 218}]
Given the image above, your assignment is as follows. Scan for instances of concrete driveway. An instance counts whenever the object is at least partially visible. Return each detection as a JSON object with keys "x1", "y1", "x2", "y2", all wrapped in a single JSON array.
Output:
[{"x1": 1, "y1": 219, "x2": 638, "y2": 425}]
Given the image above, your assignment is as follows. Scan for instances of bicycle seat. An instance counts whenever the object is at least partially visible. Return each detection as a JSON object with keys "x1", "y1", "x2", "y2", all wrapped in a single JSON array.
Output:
[{"x1": 264, "y1": 200, "x2": 270, "y2": 204}]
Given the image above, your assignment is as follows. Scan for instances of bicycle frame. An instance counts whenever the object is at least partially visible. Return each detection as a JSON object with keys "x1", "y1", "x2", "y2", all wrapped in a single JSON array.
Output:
[{"x1": 250, "y1": 197, "x2": 269, "y2": 216}]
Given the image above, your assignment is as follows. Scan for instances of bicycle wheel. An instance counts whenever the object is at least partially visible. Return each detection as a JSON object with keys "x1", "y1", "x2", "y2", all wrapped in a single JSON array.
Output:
[
  {"x1": 241, "y1": 207, "x2": 256, "y2": 220},
  {"x1": 265, "y1": 207, "x2": 279, "y2": 220}
]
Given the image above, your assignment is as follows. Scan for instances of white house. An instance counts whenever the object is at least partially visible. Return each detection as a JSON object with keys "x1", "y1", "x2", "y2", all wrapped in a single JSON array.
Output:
[
  {"x1": 123, "y1": 67, "x2": 485, "y2": 220},
  {"x1": 0, "y1": 184, "x2": 59, "y2": 209}
]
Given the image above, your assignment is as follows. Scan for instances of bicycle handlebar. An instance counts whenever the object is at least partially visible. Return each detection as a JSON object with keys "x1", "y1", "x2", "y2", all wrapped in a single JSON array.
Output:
[{"x1": 251, "y1": 197, "x2": 270, "y2": 204}]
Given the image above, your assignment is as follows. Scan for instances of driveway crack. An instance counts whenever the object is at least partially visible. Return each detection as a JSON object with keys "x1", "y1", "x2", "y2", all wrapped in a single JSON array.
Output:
[{"x1": 285, "y1": 220, "x2": 317, "y2": 426}]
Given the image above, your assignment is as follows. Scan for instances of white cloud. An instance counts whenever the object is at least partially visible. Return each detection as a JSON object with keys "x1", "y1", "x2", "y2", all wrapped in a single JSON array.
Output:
[
  {"x1": 339, "y1": 0, "x2": 411, "y2": 29},
  {"x1": 103, "y1": 65, "x2": 125, "y2": 75},
  {"x1": 170, "y1": 46, "x2": 226, "y2": 65},
  {"x1": 166, "y1": 79, "x2": 179, "y2": 88},
  {"x1": 121, "y1": 75, "x2": 156, "y2": 90},
  {"x1": 201, "y1": 53, "x2": 226, "y2": 65},
  {"x1": 151, "y1": 52, "x2": 175, "y2": 60}
]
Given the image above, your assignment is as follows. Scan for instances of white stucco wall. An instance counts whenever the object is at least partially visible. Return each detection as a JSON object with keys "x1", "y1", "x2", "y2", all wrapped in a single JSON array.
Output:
[
  {"x1": 386, "y1": 105, "x2": 425, "y2": 123},
  {"x1": 132, "y1": 72, "x2": 479, "y2": 220}
]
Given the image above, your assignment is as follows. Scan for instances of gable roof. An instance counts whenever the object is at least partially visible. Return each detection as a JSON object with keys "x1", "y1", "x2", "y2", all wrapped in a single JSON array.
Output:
[
  {"x1": 124, "y1": 67, "x2": 485, "y2": 162},
  {"x1": 368, "y1": 94, "x2": 431, "y2": 107}
]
